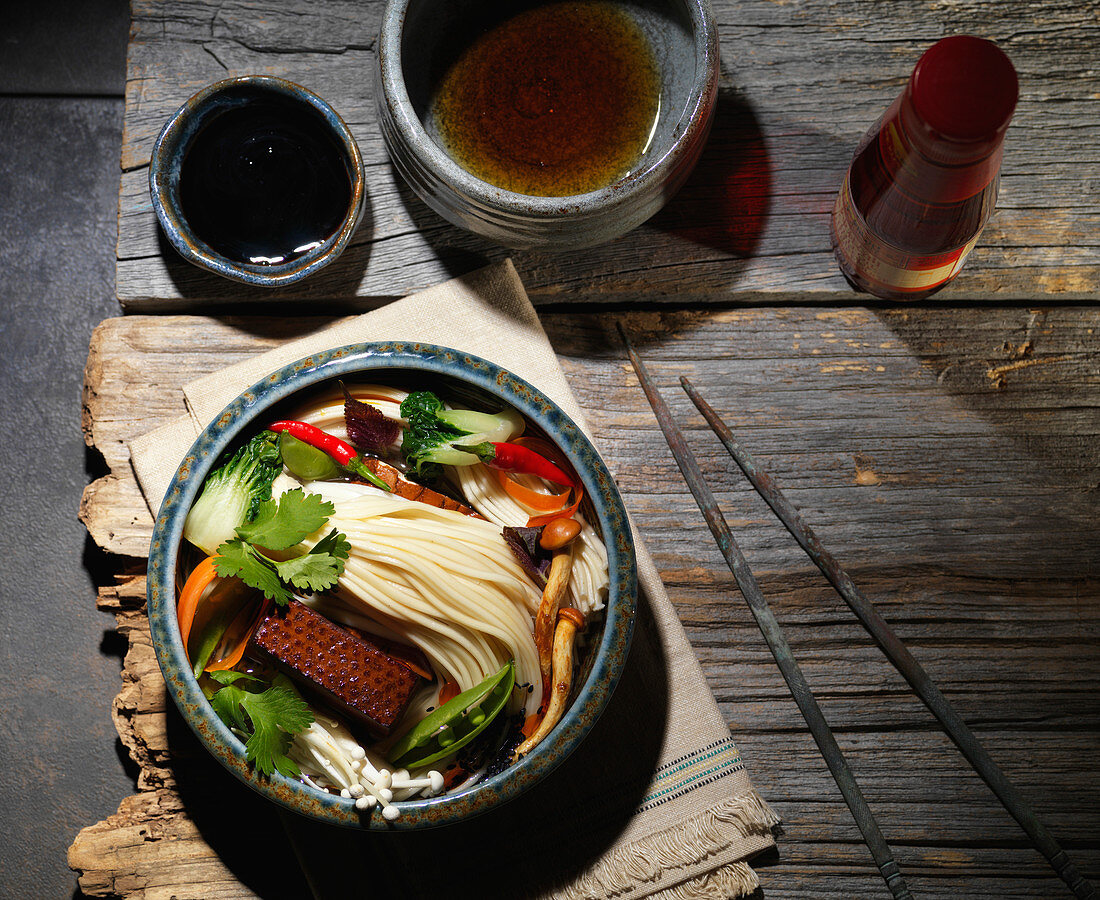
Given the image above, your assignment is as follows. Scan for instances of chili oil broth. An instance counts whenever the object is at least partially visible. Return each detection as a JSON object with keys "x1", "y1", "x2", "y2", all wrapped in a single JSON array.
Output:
[{"x1": 430, "y1": 1, "x2": 661, "y2": 197}]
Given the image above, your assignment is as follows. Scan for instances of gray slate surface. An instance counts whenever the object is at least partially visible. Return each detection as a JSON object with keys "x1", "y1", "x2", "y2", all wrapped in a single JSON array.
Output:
[{"x1": 0, "y1": 2, "x2": 133, "y2": 897}]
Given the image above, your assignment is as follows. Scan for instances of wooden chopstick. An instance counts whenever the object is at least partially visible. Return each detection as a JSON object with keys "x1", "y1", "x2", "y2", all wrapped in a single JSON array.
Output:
[
  {"x1": 619, "y1": 325, "x2": 914, "y2": 900},
  {"x1": 678, "y1": 374, "x2": 1097, "y2": 900}
]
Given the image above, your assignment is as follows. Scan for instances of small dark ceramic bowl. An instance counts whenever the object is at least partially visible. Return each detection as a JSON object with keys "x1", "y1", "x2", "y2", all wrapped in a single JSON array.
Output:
[
  {"x1": 376, "y1": 0, "x2": 719, "y2": 250},
  {"x1": 150, "y1": 76, "x2": 366, "y2": 286},
  {"x1": 147, "y1": 344, "x2": 637, "y2": 828}
]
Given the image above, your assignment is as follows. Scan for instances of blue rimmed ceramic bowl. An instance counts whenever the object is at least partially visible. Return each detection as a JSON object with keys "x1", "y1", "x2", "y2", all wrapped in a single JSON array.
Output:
[
  {"x1": 147, "y1": 343, "x2": 637, "y2": 828},
  {"x1": 149, "y1": 76, "x2": 366, "y2": 286}
]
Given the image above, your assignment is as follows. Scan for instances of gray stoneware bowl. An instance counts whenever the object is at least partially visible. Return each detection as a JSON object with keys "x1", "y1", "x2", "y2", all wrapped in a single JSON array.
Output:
[
  {"x1": 149, "y1": 76, "x2": 366, "y2": 286},
  {"x1": 146, "y1": 343, "x2": 638, "y2": 828},
  {"x1": 376, "y1": 0, "x2": 719, "y2": 250}
]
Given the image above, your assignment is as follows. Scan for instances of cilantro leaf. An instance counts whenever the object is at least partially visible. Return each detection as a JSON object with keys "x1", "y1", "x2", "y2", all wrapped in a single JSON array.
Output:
[
  {"x1": 235, "y1": 488, "x2": 335, "y2": 551},
  {"x1": 213, "y1": 538, "x2": 293, "y2": 605},
  {"x1": 209, "y1": 681, "x2": 252, "y2": 732},
  {"x1": 241, "y1": 681, "x2": 314, "y2": 777},
  {"x1": 213, "y1": 490, "x2": 348, "y2": 605},
  {"x1": 311, "y1": 527, "x2": 351, "y2": 561},
  {"x1": 207, "y1": 670, "x2": 259, "y2": 687},
  {"x1": 276, "y1": 552, "x2": 346, "y2": 594},
  {"x1": 207, "y1": 673, "x2": 314, "y2": 778}
]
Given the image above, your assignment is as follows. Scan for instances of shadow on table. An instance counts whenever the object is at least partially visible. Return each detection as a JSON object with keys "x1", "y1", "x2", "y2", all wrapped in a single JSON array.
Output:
[
  {"x1": 167, "y1": 584, "x2": 670, "y2": 898},
  {"x1": 648, "y1": 87, "x2": 772, "y2": 263},
  {"x1": 869, "y1": 303, "x2": 1100, "y2": 577},
  {"x1": 163, "y1": 704, "x2": 315, "y2": 898},
  {"x1": 151, "y1": 187, "x2": 378, "y2": 313},
  {"x1": 874, "y1": 305, "x2": 1097, "y2": 473},
  {"x1": 385, "y1": 85, "x2": 774, "y2": 296}
]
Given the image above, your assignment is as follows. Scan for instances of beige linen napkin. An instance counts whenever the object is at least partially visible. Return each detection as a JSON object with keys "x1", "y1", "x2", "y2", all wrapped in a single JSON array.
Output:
[{"x1": 130, "y1": 260, "x2": 778, "y2": 899}]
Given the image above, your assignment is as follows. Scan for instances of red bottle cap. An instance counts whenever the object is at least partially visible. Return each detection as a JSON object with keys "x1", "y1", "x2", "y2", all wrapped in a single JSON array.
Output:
[{"x1": 904, "y1": 35, "x2": 1018, "y2": 164}]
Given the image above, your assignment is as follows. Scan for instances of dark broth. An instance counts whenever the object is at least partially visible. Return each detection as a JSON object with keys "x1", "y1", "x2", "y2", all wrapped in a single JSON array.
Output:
[
  {"x1": 431, "y1": 1, "x2": 661, "y2": 197},
  {"x1": 179, "y1": 94, "x2": 351, "y2": 266}
]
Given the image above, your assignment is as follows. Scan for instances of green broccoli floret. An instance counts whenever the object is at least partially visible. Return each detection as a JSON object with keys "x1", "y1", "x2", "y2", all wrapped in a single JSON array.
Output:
[
  {"x1": 183, "y1": 430, "x2": 282, "y2": 556},
  {"x1": 400, "y1": 391, "x2": 522, "y2": 477}
]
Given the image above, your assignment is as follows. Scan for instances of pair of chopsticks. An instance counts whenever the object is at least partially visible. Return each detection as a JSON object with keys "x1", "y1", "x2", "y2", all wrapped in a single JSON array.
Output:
[{"x1": 619, "y1": 325, "x2": 1096, "y2": 900}]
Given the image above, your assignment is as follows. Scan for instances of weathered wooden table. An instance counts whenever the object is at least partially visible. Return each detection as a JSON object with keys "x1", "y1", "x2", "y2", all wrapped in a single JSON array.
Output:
[{"x1": 71, "y1": 1, "x2": 1099, "y2": 897}]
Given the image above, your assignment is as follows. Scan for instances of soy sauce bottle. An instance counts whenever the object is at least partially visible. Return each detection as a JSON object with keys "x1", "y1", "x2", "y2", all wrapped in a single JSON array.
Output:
[{"x1": 831, "y1": 36, "x2": 1018, "y2": 300}]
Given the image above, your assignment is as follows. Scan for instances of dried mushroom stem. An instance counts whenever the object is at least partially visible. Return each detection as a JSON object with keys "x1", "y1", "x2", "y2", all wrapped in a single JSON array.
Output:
[
  {"x1": 534, "y1": 548, "x2": 573, "y2": 692},
  {"x1": 514, "y1": 607, "x2": 585, "y2": 760}
]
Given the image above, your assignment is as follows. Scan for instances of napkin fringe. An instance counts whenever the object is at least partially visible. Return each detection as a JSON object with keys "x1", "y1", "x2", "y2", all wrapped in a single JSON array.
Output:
[
  {"x1": 556, "y1": 789, "x2": 779, "y2": 900},
  {"x1": 652, "y1": 861, "x2": 759, "y2": 899}
]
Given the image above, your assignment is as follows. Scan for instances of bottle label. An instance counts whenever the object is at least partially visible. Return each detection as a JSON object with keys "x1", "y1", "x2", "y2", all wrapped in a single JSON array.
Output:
[
  {"x1": 879, "y1": 118, "x2": 917, "y2": 184},
  {"x1": 833, "y1": 173, "x2": 982, "y2": 294}
]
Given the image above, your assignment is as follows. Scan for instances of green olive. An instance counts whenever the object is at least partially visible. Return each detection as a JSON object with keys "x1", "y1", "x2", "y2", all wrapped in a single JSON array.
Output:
[{"x1": 278, "y1": 431, "x2": 341, "y2": 481}]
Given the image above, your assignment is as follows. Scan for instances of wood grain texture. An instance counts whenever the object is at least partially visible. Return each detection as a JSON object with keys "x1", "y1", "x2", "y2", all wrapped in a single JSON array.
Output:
[
  {"x1": 71, "y1": 309, "x2": 1100, "y2": 897},
  {"x1": 115, "y1": 0, "x2": 1100, "y2": 308}
]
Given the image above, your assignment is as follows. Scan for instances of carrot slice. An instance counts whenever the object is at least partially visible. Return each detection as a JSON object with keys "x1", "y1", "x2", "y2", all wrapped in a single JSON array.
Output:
[
  {"x1": 521, "y1": 712, "x2": 542, "y2": 738},
  {"x1": 438, "y1": 679, "x2": 460, "y2": 705},
  {"x1": 526, "y1": 491, "x2": 583, "y2": 528},
  {"x1": 180, "y1": 560, "x2": 266, "y2": 676},
  {"x1": 177, "y1": 557, "x2": 218, "y2": 651},
  {"x1": 205, "y1": 595, "x2": 271, "y2": 673},
  {"x1": 513, "y1": 437, "x2": 584, "y2": 526},
  {"x1": 494, "y1": 467, "x2": 571, "y2": 512},
  {"x1": 491, "y1": 435, "x2": 585, "y2": 527},
  {"x1": 442, "y1": 765, "x2": 467, "y2": 791}
]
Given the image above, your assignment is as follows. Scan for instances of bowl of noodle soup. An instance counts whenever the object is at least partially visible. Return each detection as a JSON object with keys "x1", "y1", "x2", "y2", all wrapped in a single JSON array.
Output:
[{"x1": 147, "y1": 343, "x2": 637, "y2": 828}]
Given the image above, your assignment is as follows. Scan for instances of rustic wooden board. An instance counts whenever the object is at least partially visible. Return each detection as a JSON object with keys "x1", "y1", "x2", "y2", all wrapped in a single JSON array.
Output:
[
  {"x1": 71, "y1": 308, "x2": 1100, "y2": 897},
  {"x1": 115, "y1": 0, "x2": 1100, "y2": 308}
]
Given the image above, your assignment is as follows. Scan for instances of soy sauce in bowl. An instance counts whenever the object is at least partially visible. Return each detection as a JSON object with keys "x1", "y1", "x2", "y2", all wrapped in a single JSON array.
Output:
[
  {"x1": 179, "y1": 91, "x2": 352, "y2": 266},
  {"x1": 150, "y1": 77, "x2": 365, "y2": 286}
]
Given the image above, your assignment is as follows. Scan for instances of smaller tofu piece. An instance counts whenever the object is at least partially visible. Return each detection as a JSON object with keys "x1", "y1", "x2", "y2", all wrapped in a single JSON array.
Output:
[
  {"x1": 250, "y1": 600, "x2": 423, "y2": 737},
  {"x1": 359, "y1": 457, "x2": 483, "y2": 518}
]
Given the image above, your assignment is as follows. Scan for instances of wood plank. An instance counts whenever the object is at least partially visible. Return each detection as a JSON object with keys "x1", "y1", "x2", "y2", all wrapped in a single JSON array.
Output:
[
  {"x1": 115, "y1": 0, "x2": 1100, "y2": 307},
  {"x1": 81, "y1": 306, "x2": 1100, "y2": 558},
  {"x1": 72, "y1": 309, "x2": 1100, "y2": 896}
]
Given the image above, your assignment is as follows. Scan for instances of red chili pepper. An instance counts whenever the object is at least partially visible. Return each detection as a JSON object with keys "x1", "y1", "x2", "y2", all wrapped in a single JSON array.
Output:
[
  {"x1": 269, "y1": 420, "x2": 392, "y2": 492},
  {"x1": 457, "y1": 441, "x2": 573, "y2": 487}
]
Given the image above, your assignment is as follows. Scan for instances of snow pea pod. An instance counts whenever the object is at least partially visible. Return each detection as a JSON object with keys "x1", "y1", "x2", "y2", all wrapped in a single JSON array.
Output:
[{"x1": 390, "y1": 661, "x2": 515, "y2": 769}]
